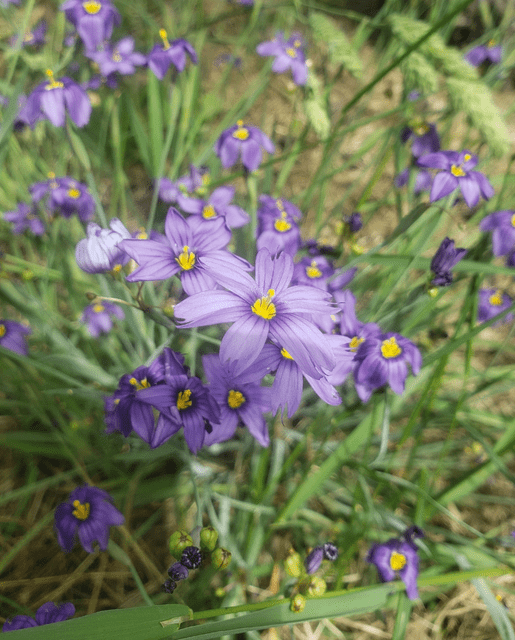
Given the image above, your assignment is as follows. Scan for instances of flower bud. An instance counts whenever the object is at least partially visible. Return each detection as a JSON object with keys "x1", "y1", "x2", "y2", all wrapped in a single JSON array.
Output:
[
  {"x1": 290, "y1": 594, "x2": 306, "y2": 613},
  {"x1": 168, "y1": 562, "x2": 189, "y2": 581},
  {"x1": 304, "y1": 547, "x2": 323, "y2": 575},
  {"x1": 200, "y1": 526, "x2": 219, "y2": 552},
  {"x1": 307, "y1": 576, "x2": 326, "y2": 597},
  {"x1": 169, "y1": 530, "x2": 194, "y2": 556},
  {"x1": 285, "y1": 551, "x2": 303, "y2": 577},
  {"x1": 211, "y1": 547, "x2": 231, "y2": 570},
  {"x1": 181, "y1": 546, "x2": 203, "y2": 570},
  {"x1": 162, "y1": 578, "x2": 177, "y2": 594},
  {"x1": 322, "y1": 542, "x2": 338, "y2": 561}
]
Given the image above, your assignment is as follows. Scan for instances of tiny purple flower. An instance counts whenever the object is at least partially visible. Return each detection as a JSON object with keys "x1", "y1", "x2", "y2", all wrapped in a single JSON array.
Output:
[
  {"x1": 75, "y1": 218, "x2": 132, "y2": 274},
  {"x1": 257, "y1": 32, "x2": 308, "y2": 86},
  {"x1": 60, "y1": 0, "x2": 121, "y2": 53},
  {"x1": 148, "y1": 31, "x2": 198, "y2": 80},
  {"x1": 80, "y1": 301, "x2": 125, "y2": 337},
  {"x1": 3, "y1": 202, "x2": 45, "y2": 235},
  {"x1": 344, "y1": 212, "x2": 363, "y2": 233},
  {"x1": 479, "y1": 210, "x2": 515, "y2": 257},
  {"x1": 465, "y1": 40, "x2": 502, "y2": 66},
  {"x1": 367, "y1": 532, "x2": 421, "y2": 600},
  {"x1": 54, "y1": 484, "x2": 124, "y2": 552},
  {"x1": 256, "y1": 196, "x2": 302, "y2": 256},
  {"x1": 400, "y1": 121, "x2": 440, "y2": 158},
  {"x1": 10, "y1": 20, "x2": 47, "y2": 48},
  {"x1": 0, "y1": 320, "x2": 31, "y2": 356},
  {"x1": 430, "y1": 237, "x2": 467, "y2": 286},
  {"x1": 215, "y1": 120, "x2": 275, "y2": 172},
  {"x1": 293, "y1": 255, "x2": 335, "y2": 291},
  {"x1": 31, "y1": 175, "x2": 95, "y2": 221},
  {"x1": 158, "y1": 166, "x2": 209, "y2": 205},
  {"x1": 394, "y1": 167, "x2": 432, "y2": 194},
  {"x1": 2, "y1": 602, "x2": 75, "y2": 632},
  {"x1": 477, "y1": 289, "x2": 513, "y2": 325},
  {"x1": 179, "y1": 185, "x2": 250, "y2": 229},
  {"x1": 417, "y1": 150, "x2": 494, "y2": 208},
  {"x1": 353, "y1": 332, "x2": 422, "y2": 403},
  {"x1": 88, "y1": 37, "x2": 146, "y2": 76}
]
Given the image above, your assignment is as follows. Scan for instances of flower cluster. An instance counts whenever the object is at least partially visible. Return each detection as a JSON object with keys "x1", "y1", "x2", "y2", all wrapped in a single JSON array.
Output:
[{"x1": 2, "y1": 602, "x2": 75, "y2": 632}]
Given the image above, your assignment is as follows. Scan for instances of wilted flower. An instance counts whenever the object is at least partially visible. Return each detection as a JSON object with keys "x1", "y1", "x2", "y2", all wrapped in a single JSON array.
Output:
[
  {"x1": 80, "y1": 301, "x2": 125, "y2": 337},
  {"x1": 214, "y1": 120, "x2": 275, "y2": 172},
  {"x1": 257, "y1": 32, "x2": 308, "y2": 86},
  {"x1": 147, "y1": 31, "x2": 197, "y2": 80},
  {"x1": 31, "y1": 175, "x2": 95, "y2": 221},
  {"x1": 3, "y1": 202, "x2": 45, "y2": 235},
  {"x1": 2, "y1": 602, "x2": 75, "y2": 632},
  {"x1": 88, "y1": 37, "x2": 146, "y2": 76},
  {"x1": 430, "y1": 237, "x2": 467, "y2": 286},
  {"x1": 0, "y1": 320, "x2": 31, "y2": 356},
  {"x1": 400, "y1": 120, "x2": 440, "y2": 158},
  {"x1": 479, "y1": 210, "x2": 515, "y2": 257},
  {"x1": 60, "y1": 0, "x2": 121, "y2": 53},
  {"x1": 477, "y1": 289, "x2": 513, "y2": 325},
  {"x1": 465, "y1": 40, "x2": 502, "y2": 66},
  {"x1": 417, "y1": 150, "x2": 494, "y2": 208},
  {"x1": 75, "y1": 218, "x2": 132, "y2": 274},
  {"x1": 54, "y1": 484, "x2": 124, "y2": 552}
]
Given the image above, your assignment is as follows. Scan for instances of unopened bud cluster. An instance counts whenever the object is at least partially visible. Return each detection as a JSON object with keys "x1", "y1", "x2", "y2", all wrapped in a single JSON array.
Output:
[{"x1": 286, "y1": 542, "x2": 339, "y2": 612}]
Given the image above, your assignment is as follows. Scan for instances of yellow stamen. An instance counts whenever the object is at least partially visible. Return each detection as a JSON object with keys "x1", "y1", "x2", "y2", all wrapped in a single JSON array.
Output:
[
  {"x1": 82, "y1": 0, "x2": 102, "y2": 14},
  {"x1": 274, "y1": 212, "x2": 291, "y2": 232},
  {"x1": 72, "y1": 499, "x2": 90, "y2": 521},
  {"x1": 202, "y1": 204, "x2": 217, "y2": 219},
  {"x1": 276, "y1": 199, "x2": 284, "y2": 210},
  {"x1": 176, "y1": 246, "x2": 196, "y2": 270},
  {"x1": 280, "y1": 347, "x2": 293, "y2": 360},
  {"x1": 136, "y1": 228, "x2": 148, "y2": 240},
  {"x1": 177, "y1": 389, "x2": 192, "y2": 410},
  {"x1": 45, "y1": 69, "x2": 64, "y2": 90},
  {"x1": 251, "y1": 289, "x2": 276, "y2": 320},
  {"x1": 129, "y1": 377, "x2": 151, "y2": 391},
  {"x1": 233, "y1": 121, "x2": 249, "y2": 141},
  {"x1": 488, "y1": 39, "x2": 496, "y2": 48},
  {"x1": 489, "y1": 290, "x2": 503, "y2": 306},
  {"x1": 293, "y1": 39, "x2": 302, "y2": 48},
  {"x1": 112, "y1": 51, "x2": 122, "y2": 63},
  {"x1": 450, "y1": 164, "x2": 466, "y2": 177},
  {"x1": 306, "y1": 260, "x2": 322, "y2": 279},
  {"x1": 0, "y1": 324, "x2": 5, "y2": 337},
  {"x1": 349, "y1": 336, "x2": 364, "y2": 352},
  {"x1": 23, "y1": 32, "x2": 34, "y2": 43},
  {"x1": 390, "y1": 551, "x2": 406, "y2": 571},
  {"x1": 159, "y1": 28, "x2": 170, "y2": 50},
  {"x1": 93, "y1": 303, "x2": 105, "y2": 313},
  {"x1": 381, "y1": 336, "x2": 402, "y2": 359},
  {"x1": 286, "y1": 48, "x2": 297, "y2": 58},
  {"x1": 511, "y1": 213, "x2": 515, "y2": 228},
  {"x1": 67, "y1": 188, "x2": 80, "y2": 199},
  {"x1": 463, "y1": 153, "x2": 472, "y2": 162},
  {"x1": 112, "y1": 264, "x2": 122, "y2": 273},
  {"x1": 227, "y1": 390, "x2": 245, "y2": 409},
  {"x1": 414, "y1": 123, "x2": 429, "y2": 136}
]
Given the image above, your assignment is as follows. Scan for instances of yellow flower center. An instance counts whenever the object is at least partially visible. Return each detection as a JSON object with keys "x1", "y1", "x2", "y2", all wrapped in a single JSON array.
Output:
[
  {"x1": 159, "y1": 28, "x2": 170, "y2": 50},
  {"x1": 227, "y1": 390, "x2": 245, "y2": 409},
  {"x1": 251, "y1": 289, "x2": 276, "y2": 320},
  {"x1": 233, "y1": 120, "x2": 249, "y2": 141},
  {"x1": 511, "y1": 214, "x2": 515, "y2": 228},
  {"x1": 390, "y1": 551, "x2": 407, "y2": 571},
  {"x1": 112, "y1": 50, "x2": 122, "y2": 62},
  {"x1": 349, "y1": 336, "x2": 364, "y2": 352},
  {"x1": 67, "y1": 188, "x2": 80, "y2": 199},
  {"x1": 136, "y1": 228, "x2": 148, "y2": 240},
  {"x1": 294, "y1": 39, "x2": 302, "y2": 48},
  {"x1": 381, "y1": 336, "x2": 402, "y2": 359},
  {"x1": 281, "y1": 347, "x2": 293, "y2": 360},
  {"x1": 202, "y1": 204, "x2": 216, "y2": 219},
  {"x1": 72, "y1": 499, "x2": 90, "y2": 521},
  {"x1": 112, "y1": 264, "x2": 122, "y2": 273},
  {"x1": 93, "y1": 303, "x2": 105, "y2": 313},
  {"x1": 306, "y1": 260, "x2": 322, "y2": 279},
  {"x1": 489, "y1": 290, "x2": 503, "y2": 306},
  {"x1": 129, "y1": 377, "x2": 151, "y2": 391},
  {"x1": 450, "y1": 164, "x2": 466, "y2": 177},
  {"x1": 24, "y1": 32, "x2": 34, "y2": 43},
  {"x1": 44, "y1": 70, "x2": 64, "y2": 90},
  {"x1": 176, "y1": 246, "x2": 196, "y2": 271},
  {"x1": 274, "y1": 212, "x2": 291, "y2": 232},
  {"x1": 0, "y1": 324, "x2": 5, "y2": 337},
  {"x1": 82, "y1": 0, "x2": 101, "y2": 14},
  {"x1": 177, "y1": 389, "x2": 192, "y2": 410},
  {"x1": 286, "y1": 48, "x2": 297, "y2": 58}
]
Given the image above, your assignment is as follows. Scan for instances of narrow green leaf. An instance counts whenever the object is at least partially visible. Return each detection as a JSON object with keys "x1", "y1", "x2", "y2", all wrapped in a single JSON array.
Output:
[{"x1": 472, "y1": 579, "x2": 515, "y2": 640}]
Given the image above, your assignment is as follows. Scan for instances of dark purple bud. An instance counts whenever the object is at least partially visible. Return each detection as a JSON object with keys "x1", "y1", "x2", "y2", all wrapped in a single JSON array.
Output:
[
  {"x1": 304, "y1": 546, "x2": 324, "y2": 574},
  {"x1": 180, "y1": 546, "x2": 203, "y2": 569},
  {"x1": 168, "y1": 561, "x2": 189, "y2": 581},
  {"x1": 345, "y1": 212, "x2": 363, "y2": 233},
  {"x1": 162, "y1": 578, "x2": 177, "y2": 593},
  {"x1": 403, "y1": 525, "x2": 424, "y2": 548},
  {"x1": 322, "y1": 542, "x2": 339, "y2": 561}
]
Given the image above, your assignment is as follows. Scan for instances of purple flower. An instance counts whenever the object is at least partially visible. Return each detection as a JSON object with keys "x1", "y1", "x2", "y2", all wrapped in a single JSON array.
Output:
[
  {"x1": 75, "y1": 218, "x2": 132, "y2": 274},
  {"x1": 158, "y1": 166, "x2": 209, "y2": 205},
  {"x1": 18, "y1": 71, "x2": 91, "y2": 129},
  {"x1": 202, "y1": 354, "x2": 271, "y2": 447},
  {"x1": 179, "y1": 186, "x2": 250, "y2": 229},
  {"x1": 257, "y1": 32, "x2": 308, "y2": 86},
  {"x1": 88, "y1": 37, "x2": 146, "y2": 76},
  {"x1": 10, "y1": 20, "x2": 47, "y2": 48},
  {"x1": 465, "y1": 41, "x2": 502, "y2": 66},
  {"x1": 400, "y1": 121, "x2": 440, "y2": 158},
  {"x1": 54, "y1": 484, "x2": 124, "y2": 552},
  {"x1": 0, "y1": 320, "x2": 31, "y2": 356},
  {"x1": 430, "y1": 237, "x2": 467, "y2": 286},
  {"x1": 304, "y1": 547, "x2": 324, "y2": 574},
  {"x1": 479, "y1": 210, "x2": 515, "y2": 257},
  {"x1": 367, "y1": 530, "x2": 422, "y2": 600},
  {"x1": 2, "y1": 602, "x2": 75, "y2": 632},
  {"x1": 119, "y1": 207, "x2": 251, "y2": 295},
  {"x1": 148, "y1": 31, "x2": 198, "y2": 80},
  {"x1": 353, "y1": 332, "x2": 422, "y2": 403},
  {"x1": 417, "y1": 150, "x2": 494, "y2": 208},
  {"x1": 3, "y1": 202, "x2": 45, "y2": 235},
  {"x1": 293, "y1": 255, "x2": 335, "y2": 291},
  {"x1": 174, "y1": 249, "x2": 336, "y2": 378},
  {"x1": 256, "y1": 196, "x2": 302, "y2": 256},
  {"x1": 394, "y1": 167, "x2": 432, "y2": 194},
  {"x1": 80, "y1": 301, "x2": 125, "y2": 337},
  {"x1": 31, "y1": 175, "x2": 95, "y2": 221},
  {"x1": 344, "y1": 212, "x2": 362, "y2": 233},
  {"x1": 60, "y1": 0, "x2": 121, "y2": 53},
  {"x1": 215, "y1": 120, "x2": 275, "y2": 172},
  {"x1": 477, "y1": 289, "x2": 513, "y2": 325}
]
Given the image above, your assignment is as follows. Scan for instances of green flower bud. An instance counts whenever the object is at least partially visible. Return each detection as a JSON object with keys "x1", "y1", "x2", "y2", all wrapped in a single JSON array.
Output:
[
  {"x1": 200, "y1": 526, "x2": 219, "y2": 551},
  {"x1": 284, "y1": 551, "x2": 302, "y2": 577},
  {"x1": 307, "y1": 576, "x2": 326, "y2": 597},
  {"x1": 169, "y1": 530, "x2": 193, "y2": 556},
  {"x1": 291, "y1": 594, "x2": 306, "y2": 613},
  {"x1": 211, "y1": 547, "x2": 232, "y2": 570}
]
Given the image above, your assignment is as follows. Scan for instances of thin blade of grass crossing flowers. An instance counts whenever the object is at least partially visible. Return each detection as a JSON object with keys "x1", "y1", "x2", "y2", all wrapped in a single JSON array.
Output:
[
  {"x1": 147, "y1": 69, "x2": 164, "y2": 178},
  {"x1": 391, "y1": 592, "x2": 412, "y2": 640}
]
